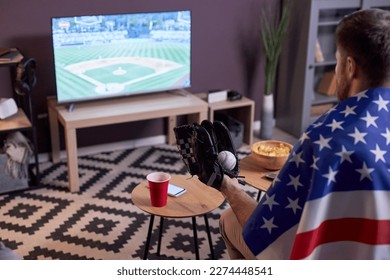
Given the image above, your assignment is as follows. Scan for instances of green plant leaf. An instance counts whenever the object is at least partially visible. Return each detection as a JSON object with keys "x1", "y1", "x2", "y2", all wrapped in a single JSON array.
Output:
[{"x1": 260, "y1": 0, "x2": 290, "y2": 95}]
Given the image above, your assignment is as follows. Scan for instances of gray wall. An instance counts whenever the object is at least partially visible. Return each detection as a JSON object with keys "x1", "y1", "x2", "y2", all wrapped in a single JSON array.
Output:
[{"x1": 0, "y1": 0, "x2": 280, "y2": 152}]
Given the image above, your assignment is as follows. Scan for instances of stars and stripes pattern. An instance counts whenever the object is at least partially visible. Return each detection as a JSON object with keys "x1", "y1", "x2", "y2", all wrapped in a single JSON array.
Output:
[{"x1": 243, "y1": 87, "x2": 390, "y2": 259}]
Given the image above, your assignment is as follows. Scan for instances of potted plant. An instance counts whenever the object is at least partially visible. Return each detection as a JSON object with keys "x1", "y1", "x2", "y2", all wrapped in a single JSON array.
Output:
[{"x1": 259, "y1": 1, "x2": 290, "y2": 140}]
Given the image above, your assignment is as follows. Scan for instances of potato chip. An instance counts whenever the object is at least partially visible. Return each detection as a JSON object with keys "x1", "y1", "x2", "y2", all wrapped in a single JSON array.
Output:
[{"x1": 257, "y1": 143, "x2": 291, "y2": 157}]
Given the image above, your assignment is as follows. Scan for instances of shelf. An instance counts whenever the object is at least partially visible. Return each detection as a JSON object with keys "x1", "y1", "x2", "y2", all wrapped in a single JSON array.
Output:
[
  {"x1": 0, "y1": 49, "x2": 23, "y2": 66},
  {"x1": 276, "y1": 0, "x2": 381, "y2": 138},
  {"x1": 194, "y1": 93, "x2": 254, "y2": 146},
  {"x1": 318, "y1": 19, "x2": 340, "y2": 26},
  {"x1": 0, "y1": 50, "x2": 40, "y2": 193},
  {"x1": 318, "y1": 7, "x2": 359, "y2": 25},
  {"x1": 310, "y1": 103, "x2": 335, "y2": 118},
  {"x1": 277, "y1": 0, "x2": 390, "y2": 138},
  {"x1": 312, "y1": 92, "x2": 338, "y2": 105},
  {"x1": 312, "y1": 60, "x2": 337, "y2": 68},
  {"x1": 0, "y1": 109, "x2": 32, "y2": 132},
  {"x1": 313, "y1": 51, "x2": 336, "y2": 67}
]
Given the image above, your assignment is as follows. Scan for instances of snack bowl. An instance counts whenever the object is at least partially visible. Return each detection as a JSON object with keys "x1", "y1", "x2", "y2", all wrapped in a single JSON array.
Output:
[{"x1": 251, "y1": 140, "x2": 293, "y2": 170}]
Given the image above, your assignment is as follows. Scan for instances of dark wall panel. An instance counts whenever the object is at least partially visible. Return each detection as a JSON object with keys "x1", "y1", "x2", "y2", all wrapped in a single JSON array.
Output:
[{"x1": 0, "y1": 0, "x2": 280, "y2": 152}]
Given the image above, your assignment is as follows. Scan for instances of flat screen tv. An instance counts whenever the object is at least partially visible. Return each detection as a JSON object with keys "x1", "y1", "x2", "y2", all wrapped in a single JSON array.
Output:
[{"x1": 51, "y1": 10, "x2": 191, "y2": 104}]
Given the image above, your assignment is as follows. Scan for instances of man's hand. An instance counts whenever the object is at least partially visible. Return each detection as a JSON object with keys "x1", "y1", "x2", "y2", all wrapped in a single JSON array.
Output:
[{"x1": 174, "y1": 120, "x2": 240, "y2": 189}]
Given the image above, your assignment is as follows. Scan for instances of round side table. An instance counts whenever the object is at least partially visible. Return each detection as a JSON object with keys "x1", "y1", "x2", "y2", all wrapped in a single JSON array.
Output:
[
  {"x1": 132, "y1": 174, "x2": 225, "y2": 259},
  {"x1": 239, "y1": 154, "x2": 279, "y2": 200}
]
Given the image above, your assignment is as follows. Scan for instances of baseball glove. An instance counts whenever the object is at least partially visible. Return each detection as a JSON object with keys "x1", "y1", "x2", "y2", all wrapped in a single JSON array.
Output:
[{"x1": 174, "y1": 120, "x2": 240, "y2": 189}]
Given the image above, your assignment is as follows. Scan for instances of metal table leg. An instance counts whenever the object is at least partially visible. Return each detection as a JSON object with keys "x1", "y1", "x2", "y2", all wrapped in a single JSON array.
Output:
[
  {"x1": 256, "y1": 190, "x2": 263, "y2": 201},
  {"x1": 204, "y1": 214, "x2": 215, "y2": 259},
  {"x1": 157, "y1": 217, "x2": 164, "y2": 256},
  {"x1": 143, "y1": 214, "x2": 155, "y2": 260},
  {"x1": 143, "y1": 215, "x2": 212, "y2": 260},
  {"x1": 192, "y1": 216, "x2": 200, "y2": 260}
]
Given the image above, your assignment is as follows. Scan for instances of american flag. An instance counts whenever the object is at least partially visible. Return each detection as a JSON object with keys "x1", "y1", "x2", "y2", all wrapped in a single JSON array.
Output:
[{"x1": 243, "y1": 87, "x2": 390, "y2": 259}]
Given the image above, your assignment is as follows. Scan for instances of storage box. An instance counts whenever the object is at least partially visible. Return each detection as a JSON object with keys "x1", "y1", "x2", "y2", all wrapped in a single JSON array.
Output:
[
  {"x1": 208, "y1": 90, "x2": 228, "y2": 103},
  {"x1": 0, "y1": 154, "x2": 28, "y2": 194},
  {"x1": 317, "y1": 71, "x2": 336, "y2": 96},
  {"x1": 215, "y1": 113, "x2": 244, "y2": 149}
]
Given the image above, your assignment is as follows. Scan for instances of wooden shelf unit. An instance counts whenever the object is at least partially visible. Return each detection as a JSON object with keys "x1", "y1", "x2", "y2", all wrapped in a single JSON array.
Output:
[
  {"x1": 0, "y1": 49, "x2": 40, "y2": 193},
  {"x1": 196, "y1": 93, "x2": 255, "y2": 146},
  {"x1": 276, "y1": 0, "x2": 390, "y2": 138}
]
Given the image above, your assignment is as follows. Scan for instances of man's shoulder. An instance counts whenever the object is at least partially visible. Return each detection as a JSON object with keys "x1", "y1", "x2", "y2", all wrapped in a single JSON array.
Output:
[{"x1": 306, "y1": 87, "x2": 390, "y2": 135}]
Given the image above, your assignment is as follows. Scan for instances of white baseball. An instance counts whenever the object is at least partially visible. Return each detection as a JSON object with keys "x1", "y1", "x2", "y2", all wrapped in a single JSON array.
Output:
[{"x1": 218, "y1": 150, "x2": 237, "y2": 171}]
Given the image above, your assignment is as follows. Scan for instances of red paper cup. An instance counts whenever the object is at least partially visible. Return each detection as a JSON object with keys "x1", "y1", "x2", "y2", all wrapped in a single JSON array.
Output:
[{"x1": 146, "y1": 172, "x2": 171, "y2": 207}]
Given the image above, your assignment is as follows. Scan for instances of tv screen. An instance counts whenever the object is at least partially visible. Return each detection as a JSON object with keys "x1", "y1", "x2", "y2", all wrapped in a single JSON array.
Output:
[{"x1": 51, "y1": 10, "x2": 191, "y2": 104}]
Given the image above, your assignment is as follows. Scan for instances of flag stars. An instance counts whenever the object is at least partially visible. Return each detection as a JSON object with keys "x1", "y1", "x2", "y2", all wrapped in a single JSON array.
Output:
[
  {"x1": 335, "y1": 145, "x2": 354, "y2": 163},
  {"x1": 287, "y1": 174, "x2": 303, "y2": 191},
  {"x1": 381, "y1": 128, "x2": 390, "y2": 145},
  {"x1": 261, "y1": 217, "x2": 278, "y2": 234},
  {"x1": 341, "y1": 105, "x2": 357, "y2": 117},
  {"x1": 263, "y1": 193, "x2": 280, "y2": 211},
  {"x1": 360, "y1": 111, "x2": 378, "y2": 128},
  {"x1": 289, "y1": 151, "x2": 305, "y2": 167},
  {"x1": 271, "y1": 176, "x2": 281, "y2": 187},
  {"x1": 314, "y1": 135, "x2": 332, "y2": 151},
  {"x1": 370, "y1": 144, "x2": 387, "y2": 162},
  {"x1": 311, "y1": 156, "x2": 319, "y2": 170},
  {"x1": 348, "y1": 127, "x2": 367, "y2": 145},
  {"x1": 355, "y1": 91, "x2": 369, "y2": 101},
  {"x1": 299, "y1": 132, "x2": 310, "y2": 144},
  {"x1": 285, "y1": 197, "x2": 302, "y2": 214},
  {"x1": 327, "y1": 106, "x2": 337, "y2": 114},
  {"x1": 327, "y1": 119, "x2": 344, "y2": 132},
  {"x1": 373, "y1": 95, "x2": 389, "y2": 112},
  {"x1": 356, "y1": 162, "x2": 374, "y2": 181},
  {"x1": 322, "y1": 166, "x2": 338, "y2": 186},
  {"x1": 313, "y1": 121, "x2": 323, "y2": 128}
]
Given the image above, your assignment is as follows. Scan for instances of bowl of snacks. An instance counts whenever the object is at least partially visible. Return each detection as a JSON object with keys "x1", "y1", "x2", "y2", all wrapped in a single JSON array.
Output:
[{"x1": 251, "y1": 140, "x2": 293, "y2": 170}]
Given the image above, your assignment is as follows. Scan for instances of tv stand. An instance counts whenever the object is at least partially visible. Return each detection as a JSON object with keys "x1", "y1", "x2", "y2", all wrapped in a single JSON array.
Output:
[
  {"x1": 47, "y1": 92, "x2": 208, "y2": 193},
  {"x1": 66, "y1": 103, "x2": 75, "y2": 112},
  {"x1": 166, "y1": 89, "x2": 189, "y2": 96}
]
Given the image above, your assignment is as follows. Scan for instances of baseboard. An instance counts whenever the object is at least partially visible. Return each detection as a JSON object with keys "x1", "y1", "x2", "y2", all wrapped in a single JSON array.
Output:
[{"x1": 37, "y1": 135, "x2": 167, "y2": 163}]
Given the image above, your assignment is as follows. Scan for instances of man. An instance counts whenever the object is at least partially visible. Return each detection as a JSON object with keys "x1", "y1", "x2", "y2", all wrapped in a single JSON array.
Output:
[
  {"x1": 218, "y1": 8, "x2": 390, "y2": 259},
  {"x1": 174, "y1": 8, "x2": 390, "y2": 260}
]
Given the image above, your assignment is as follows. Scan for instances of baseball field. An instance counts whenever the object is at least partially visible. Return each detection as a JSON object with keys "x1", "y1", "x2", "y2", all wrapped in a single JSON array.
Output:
[{"x1": 53, "y1": 39, "x2": 191, "y2": 103}]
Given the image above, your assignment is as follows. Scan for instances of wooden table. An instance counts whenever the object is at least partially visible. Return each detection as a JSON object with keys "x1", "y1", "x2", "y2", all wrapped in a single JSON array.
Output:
[
  {"x1": 195, "y1": 93, "x2": 255, "y2": 146},
  {"x1": 239, "y1": 154, "x2": 279, "y2": 199},
  {"x1": 132, "y1": 174, "x2": 225, "y2": 259},
  {"x1": 47, "y1": 92, "x2": 208, "y2": 192}
]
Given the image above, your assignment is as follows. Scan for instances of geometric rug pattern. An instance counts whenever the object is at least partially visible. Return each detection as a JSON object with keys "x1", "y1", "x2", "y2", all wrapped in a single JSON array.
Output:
[{"x1": 0, "y1": 144, "x2": 256, "y2": 260}]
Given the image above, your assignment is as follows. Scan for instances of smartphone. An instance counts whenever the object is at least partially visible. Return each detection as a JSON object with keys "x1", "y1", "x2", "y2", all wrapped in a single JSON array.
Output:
[
  {"x1": 168, "y1": 184, "x2": 187, "y2": 197},
  {"x1": 265, "y1": 173, "x2": 277, "y2": 181}
]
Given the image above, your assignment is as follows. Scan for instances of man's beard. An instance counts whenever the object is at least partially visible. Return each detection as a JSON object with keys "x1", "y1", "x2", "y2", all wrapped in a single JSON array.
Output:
[{"x1": 336, "y1": 68, "x2": 351, "y2": 101}]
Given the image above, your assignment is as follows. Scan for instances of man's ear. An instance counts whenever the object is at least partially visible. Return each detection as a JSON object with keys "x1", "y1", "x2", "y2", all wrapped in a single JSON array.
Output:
[{"x1": 346, "y1": 56, "x2": 358, "y2": 79}]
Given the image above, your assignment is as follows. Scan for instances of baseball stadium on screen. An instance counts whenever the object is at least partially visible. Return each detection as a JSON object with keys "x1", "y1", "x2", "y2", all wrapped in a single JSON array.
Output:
[{"x1": 51, "y1": 10, "x2": 191, "y2": 104}]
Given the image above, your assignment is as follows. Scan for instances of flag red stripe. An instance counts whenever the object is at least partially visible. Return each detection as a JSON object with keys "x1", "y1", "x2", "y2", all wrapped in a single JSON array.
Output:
[{"x1": 290, "y1": 218, "x2": 390, "y2": 259}]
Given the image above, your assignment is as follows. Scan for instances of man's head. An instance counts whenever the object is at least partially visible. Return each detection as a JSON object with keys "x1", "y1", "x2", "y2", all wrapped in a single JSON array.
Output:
[{"x1": 335, "y1": 8, "x2": 390, "y2": 101}]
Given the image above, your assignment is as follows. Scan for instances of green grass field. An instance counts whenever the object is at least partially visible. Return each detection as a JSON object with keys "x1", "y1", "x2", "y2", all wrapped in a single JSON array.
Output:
[{"x1": 54, "y1": 40, "x2": 191, "y2": 102}]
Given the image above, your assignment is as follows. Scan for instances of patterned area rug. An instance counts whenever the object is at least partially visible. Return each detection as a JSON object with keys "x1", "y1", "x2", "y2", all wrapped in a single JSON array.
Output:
[{"x1": 0, "y1": 144, "x2": 255, "y2": 260}]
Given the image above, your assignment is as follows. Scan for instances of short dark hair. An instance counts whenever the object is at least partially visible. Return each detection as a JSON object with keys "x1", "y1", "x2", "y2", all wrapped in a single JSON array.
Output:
[{"x1": 336, "y1": 8, "x2": 390, "y2": 87}]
